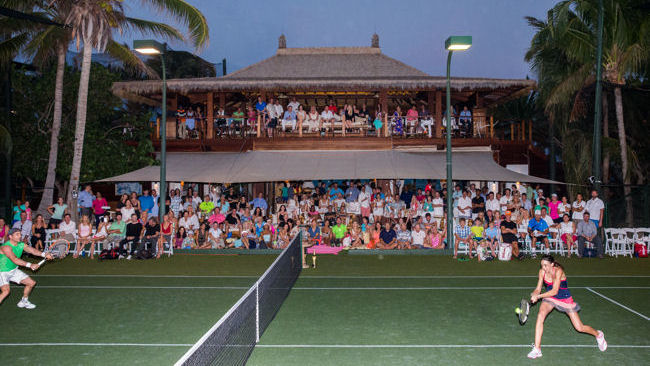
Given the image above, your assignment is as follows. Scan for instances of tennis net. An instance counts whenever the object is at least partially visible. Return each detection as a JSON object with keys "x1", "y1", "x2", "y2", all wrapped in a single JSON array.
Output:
[{"x1": 175, "y1": 232, "x2": 303, "y2": 366}]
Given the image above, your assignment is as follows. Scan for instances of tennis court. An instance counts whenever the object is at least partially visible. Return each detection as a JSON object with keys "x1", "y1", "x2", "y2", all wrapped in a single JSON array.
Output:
[{"x1": 1, "y1": 248, "x2": 649, "y2": 365}]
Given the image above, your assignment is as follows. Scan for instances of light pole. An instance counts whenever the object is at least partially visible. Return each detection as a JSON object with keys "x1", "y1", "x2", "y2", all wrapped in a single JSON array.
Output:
[
  {"x1": 591, "y1": 0, "x2": 604, "y2": 192},
  {"x1": 444, "y1": 36, "x2": 472, "y2": 252},
  {"x1": 134, "y1": 40, "x2": 167, "y2": 223}
]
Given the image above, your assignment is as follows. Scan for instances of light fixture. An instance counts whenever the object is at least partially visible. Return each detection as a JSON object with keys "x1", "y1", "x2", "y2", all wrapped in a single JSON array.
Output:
[
  {"x1": 445, "y1": 36, "x2": 472, "y2": 51},
  {"x1": 133, "y1": 40, "x2": 165, "y2": 55}
]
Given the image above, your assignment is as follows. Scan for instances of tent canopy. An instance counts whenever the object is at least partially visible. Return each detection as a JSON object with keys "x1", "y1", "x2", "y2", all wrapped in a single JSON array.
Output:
[{"x1": 98, "y1": 148, "x2": 560, "y2": 184}]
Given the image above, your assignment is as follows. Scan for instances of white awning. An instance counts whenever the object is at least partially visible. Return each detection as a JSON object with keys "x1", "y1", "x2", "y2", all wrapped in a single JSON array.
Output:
[{"x1": 98, "y1": 148, "x2": 559, "y2": 184}]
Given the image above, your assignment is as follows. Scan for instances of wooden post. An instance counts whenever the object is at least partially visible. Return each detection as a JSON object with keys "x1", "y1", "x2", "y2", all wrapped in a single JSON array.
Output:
[
  {"x1": 256, "y1": 115, "x2": 261, "y2": 137},
  {"x1": 379, "y1": 90, "x2": 388, "y2": 137},
  {"x1": 219, "y1": 92, "x2": 226, "y2": 110},
  {"x1": 171, "y1": 95, "x2": 178, "y2": 138},
  {"x1": 383, "y1": 112, "x2": 388, "y2": 137},
  {"x1": 155, "y1": 116, "x2": 160, "y2": 139},
  {"x1": 427, "y1": 91, "x2": 435, "y2": 139},
  {"x1": 489, "y1": 115, "x2": 494, "y2": 138},
  {"x1": 435, "y1": 90, "x2": 442, "y2": 138},
  {"x1": 510, "y1": 123, "x2": 514, "y2": 141},
  {"x1": 521, "y1": 119, "x2": 525, "y2": 141},
  {"x1": 342, "y1": 115, "x2": 346, "y2": 137},
  {"x1": 529, "y1": 120, "x2": 533, "y2": 141},
  {"x1": 206, "y1": 92, "x2": 214, "y2": 139}
]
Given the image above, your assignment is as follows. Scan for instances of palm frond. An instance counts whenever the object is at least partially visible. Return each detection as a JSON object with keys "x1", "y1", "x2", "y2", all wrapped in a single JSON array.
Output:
[
  {"x1": 122, "y1": 17, "x2": 184, "y2": 42},
  {"x1": 0, "y1": 32, "x2": 30, "y2": 62},
  {"x1": 140, "y1": 0, "x2": 209, "y2": 50},
  {"x1": 105, "y1": 40, "x2": 160, "y2": 79}
]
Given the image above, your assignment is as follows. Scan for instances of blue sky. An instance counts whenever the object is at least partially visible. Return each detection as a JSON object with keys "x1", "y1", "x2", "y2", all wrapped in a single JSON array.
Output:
[{"x1": 120, "y1": 0, "x2": 558, "y2": 79}]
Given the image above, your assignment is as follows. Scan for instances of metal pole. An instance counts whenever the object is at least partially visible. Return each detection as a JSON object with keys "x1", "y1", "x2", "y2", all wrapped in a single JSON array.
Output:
[
  {"x1": 591, "y1": 0, "x2": 604, "y2": 192},
  {"x1": 159, "y1": 46, "x2": 167, "y2": 223},
  {"x1": 446, "y1": 51, "x2": 454, "y2": 250}
]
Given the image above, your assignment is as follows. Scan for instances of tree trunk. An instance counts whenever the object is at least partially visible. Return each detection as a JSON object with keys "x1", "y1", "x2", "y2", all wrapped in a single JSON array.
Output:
[
  {"x1": 37, "y1": 46, "x2": 66, "y2": 216},
  {"x1": 67, "y1": 39, "x2": 93, "y2": 221},
  {"x1": 614, "y1": 87, "x2": 632, "y2": 226},
  {"x1": 602, "y1": 92, "x2": 609, "y2": 184}
]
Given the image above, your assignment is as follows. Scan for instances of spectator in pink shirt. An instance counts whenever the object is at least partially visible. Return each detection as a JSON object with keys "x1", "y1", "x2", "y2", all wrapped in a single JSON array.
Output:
[
  {"x1": 406, "y1": 105, "x2": 419, "y2": 134},
  {"x1": 548, "y1": 193, "x2": 562, "y2": 224},
  {"x1": 92, "y1": 192, "x2": 109, "y2": 226}
]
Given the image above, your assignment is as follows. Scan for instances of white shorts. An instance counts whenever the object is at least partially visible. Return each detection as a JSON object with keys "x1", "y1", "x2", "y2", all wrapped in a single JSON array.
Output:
[{"x1": 0, "y1": 268, "x2": 29, "y2": 286}]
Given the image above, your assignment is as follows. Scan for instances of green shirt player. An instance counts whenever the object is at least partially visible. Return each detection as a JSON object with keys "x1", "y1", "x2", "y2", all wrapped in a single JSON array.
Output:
[{"x1": 0, "y1": 228, "x2": 52, "y2": 309}]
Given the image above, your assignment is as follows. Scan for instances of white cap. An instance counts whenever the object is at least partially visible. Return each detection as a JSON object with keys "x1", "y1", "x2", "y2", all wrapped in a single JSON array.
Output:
[{"x1": 534, "y1": 210, "x2": 542, "y2": 216}]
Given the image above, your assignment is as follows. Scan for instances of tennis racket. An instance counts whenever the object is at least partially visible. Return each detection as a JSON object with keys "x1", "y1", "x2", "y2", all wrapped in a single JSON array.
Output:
[
  {"x1": 516, "y1": 298, "x2": 532, "y2": 325},
  {"x1": 37, "y1": 240, "x2": 70, "y2": 266}
]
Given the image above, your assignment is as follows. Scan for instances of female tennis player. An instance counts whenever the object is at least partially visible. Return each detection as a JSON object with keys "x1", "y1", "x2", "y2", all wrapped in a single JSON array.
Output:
[{"x1": 527, "y1": 254, "x2": 607, "y2": 359}]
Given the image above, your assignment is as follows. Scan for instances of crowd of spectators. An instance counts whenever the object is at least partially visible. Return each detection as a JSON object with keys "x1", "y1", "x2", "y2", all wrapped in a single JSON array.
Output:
[
  {"x1": 174, "y1": 96, "x2": 475, "y2": 139},
  {"x1": 4, "y1": 180, "x2": 606, "y2": 262}
]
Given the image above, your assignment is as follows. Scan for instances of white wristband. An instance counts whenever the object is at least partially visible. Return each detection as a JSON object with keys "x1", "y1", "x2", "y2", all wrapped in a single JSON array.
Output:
[
  {"x1": 25, "y1": 263, "x2": 32, "y2": 269},
  {"x1": 41, "y1": 252, "x2": 46, "y2": 258}
]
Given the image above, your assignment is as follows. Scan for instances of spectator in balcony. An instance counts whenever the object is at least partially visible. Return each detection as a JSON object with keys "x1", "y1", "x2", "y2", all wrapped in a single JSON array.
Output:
[
  {"x1": 321, "y1": 107, "x2": 335, "y2": 132},
  {"x1": 373, "y1": 105, "x2": 384, "y2": 136},
  {"x1": 281, "y1": 105, "x2": 297, "y2": 132},
  {"x1": 185, "y1": 107, "x2": 196, "y2": 136},
  {"x1": 265, "y1": 98, "x2": 279, "y2": 137},
  {"x1": 585, "y1": 190, "x2": 604, "y2": 228},
  {"x1": 459, "y1": 106, "x2": 472, "y2": 137},
  {"x1": 246, "y1": 105, "x2": 257, "y2": 131},
  {"x1": 576, "y1": 212, "x2": 603, "y2": 258},
  {"x1": 295, "y1": 105, "x2": 306, "y2": 133},
  {"x1": 419, "y1": 105, "x2": 433, "y2": 138},
  {"x1": 176, "y1": 106, "x2": 186, "y2": 137},
  {"x1": 305, "y1": 106, "x2": 320, "y2": 133},
  {"x1": 326, "y1": 100, "x2": 338, "y2": 114},
  {"x1": 406, "y1": 105, "x2": 418, "y2": 134},
  {"x1": 342, "y1": 104, "x2": 354, "y2": 131},
  {"x1": 255, "y1": 96, "x2": 266, "y2": 114},
  {"x1": 47, "y1": 197, "x2": 68, "y2": 228},
  {"x1": 232, "y1": 107, "x2": 245, "y2": 132},
  {"x1": 392, "y1": 106, "x2": 404, "y2": 136}
]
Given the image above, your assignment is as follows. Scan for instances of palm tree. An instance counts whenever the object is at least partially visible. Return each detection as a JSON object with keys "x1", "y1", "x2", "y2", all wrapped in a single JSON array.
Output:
[
  {"x1": 526, "y1": 0, "x2": 649, "y2": 225},
  {"x1": 59, "y1": 0, "x2": 208, "y2": 214}
]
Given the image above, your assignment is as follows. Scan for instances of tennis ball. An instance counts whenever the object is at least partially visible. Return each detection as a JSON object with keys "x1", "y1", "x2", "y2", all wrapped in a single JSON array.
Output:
[
  {"x1": 515, "y1": 307, "x2": 522, "y2": 314},
  {"x1": 378, "y1": 254, "x2": 384, "y2": 260}
]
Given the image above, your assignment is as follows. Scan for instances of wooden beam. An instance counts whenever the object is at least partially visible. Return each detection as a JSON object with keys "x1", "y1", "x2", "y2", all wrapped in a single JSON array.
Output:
[
  {"x1": 256, "y1": 114, "x2": 261, "y2": 137},
  {"x1": 435, "y1": 90, "x2": 442, "y2": 138},
  {"x1": 206, "y1": 92, "x2": 214, "y2": 139},
  {"x1": 510, "y1": 122, "x2": 514, "y2": 141},
  {"x1": 529, "y1": 120, "x2": 532, "y2": 141},
  {"x1": 521, "y1": 119, "x2": 525, "y2": 141},
  {"x1": 490, "y1": 115, "x2": 494, "y2": 138},
  {"x1": 379, "y1": 90, "x2": 388, "y2": 137},
  {"x1": 170, "y1": 95, "x2": 178, "y2": 139},
  {"x1": 219, "y1": 92, "x2": 226, "y2": 110}
]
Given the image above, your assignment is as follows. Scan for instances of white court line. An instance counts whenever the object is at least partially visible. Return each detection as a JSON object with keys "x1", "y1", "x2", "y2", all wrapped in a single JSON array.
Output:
[
  {"x1": 0, "y1": 343, "x2": 648, "y2": 349},
  {"x1": 586, "y1": 287, "x2": 650, "y2": 321},
  {"x1": 301, "y1": 275, "x2": 650, "y2": 279},
  {"x1": 0, "y1": 343, "x2": 192, "y2": 347},
  {"x1": 292, "y1": 286, "x2": 650, "y2": 290},
  {"x1": 33, "y1": 274, "x2": 258, "y2": 278},
  {"x1": 11, "y1": 285, "x2": 248, "y2": 290},
  {"x1": 31, "y1": 274, "x2": 650, "y2": 279},
  {"x1": 255, "y1": 344, "x2": 650, "y2": 349}
]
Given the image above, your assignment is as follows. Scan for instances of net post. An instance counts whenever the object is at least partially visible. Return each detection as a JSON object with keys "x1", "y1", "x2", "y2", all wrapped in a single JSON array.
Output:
[{"x1": 255, "y1": 281, "x2": 260, "y2": 343}]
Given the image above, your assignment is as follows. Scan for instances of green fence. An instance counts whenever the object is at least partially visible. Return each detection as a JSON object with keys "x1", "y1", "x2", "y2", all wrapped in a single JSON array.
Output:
[{"x1": 604, "y1": 184, "x2": 650, "y2": 228}]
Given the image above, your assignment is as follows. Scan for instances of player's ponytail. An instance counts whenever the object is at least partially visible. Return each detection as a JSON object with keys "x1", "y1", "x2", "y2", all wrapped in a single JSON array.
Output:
[{"x1": 541, "y1": 254, "x2": 564, "y2": 270}]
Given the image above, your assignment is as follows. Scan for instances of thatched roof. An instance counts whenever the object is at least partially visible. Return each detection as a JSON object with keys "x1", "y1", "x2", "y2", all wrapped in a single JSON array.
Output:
[{"x1": 112, "y1": 40, "x2": 535, "y2": 103}]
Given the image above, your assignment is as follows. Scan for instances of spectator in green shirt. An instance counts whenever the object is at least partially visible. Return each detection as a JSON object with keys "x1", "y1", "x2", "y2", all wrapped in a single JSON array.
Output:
[
  {"x1": 331, "y1": 216, "x2": 347, "y2": 246},
  {"x1": 105, "y1": 213, "x2": 126, "y2": 248},
  {"x1": 199, "y1": 195, "x2": 215, "y2": 216}
]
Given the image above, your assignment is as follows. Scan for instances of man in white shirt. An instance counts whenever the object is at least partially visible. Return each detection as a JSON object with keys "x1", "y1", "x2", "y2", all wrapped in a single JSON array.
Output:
[
  {"x1": 281, "y1": 105, "x2": 297, "y2": 132},
  {"x1": 265, "y1": 98, "x2": 279, "y2": 137},
  {"x1": 358, "y1": 188, "x2": 371, "y2": 218},
  {"x1": 58, "y1": 213, "x2": 77, "y2": 243},
  {"x1": 457, "y1": 190, "x2": 472, "y2": 220},
  {"x1": 411, "y1": 224, "x2": 426, "y2": 248},
  {"x1": 485, "y1": 192, "x2": 500, "y2": 215},
  {"x1": 584, "y1": 190, "x2": 605, "y2": 227},
  {"x1": 432, "y1": 191, "x2": 444, "y2": 225},
  {"x1": 12, "y1": 212, "x2": 32, "y2": 242},
  {"x1": 540, "y1": 208, "x2": 557, "y2": 238},
  {"x1": 572, "y1": 193, "x2": 586, "y2": 221},
  {"x1": 191, "y1": 191, "x2": 202, "y2": 211},
  {"x1": 287, "y1": 97, "x2": 300, "y2": 111},
  {"x1": 499, "y1": 188, "x2": 512, "y2": 214},
  {"x1": 208, "y1": 222, "x2": 224, "y2": 249},
  {"x1": 321, "y1": 107, "x2": 335, "y2": 131}
]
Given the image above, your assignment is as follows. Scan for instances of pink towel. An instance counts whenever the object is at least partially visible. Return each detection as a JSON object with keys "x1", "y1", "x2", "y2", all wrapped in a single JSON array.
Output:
[{"x1": 307, "y1": 245, "x2": 344, "y2": 255}]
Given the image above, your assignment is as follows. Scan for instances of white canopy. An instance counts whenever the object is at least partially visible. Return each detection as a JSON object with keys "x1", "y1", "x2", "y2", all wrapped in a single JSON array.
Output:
[{"x1": 98, "y1": 148, "x2": 559, "y2": 184}]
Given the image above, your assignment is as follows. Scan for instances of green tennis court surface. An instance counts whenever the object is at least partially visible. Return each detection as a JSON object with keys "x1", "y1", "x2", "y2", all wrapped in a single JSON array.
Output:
[{"x1": 1, "y1": 254, "x2": 649, "y2": 365}]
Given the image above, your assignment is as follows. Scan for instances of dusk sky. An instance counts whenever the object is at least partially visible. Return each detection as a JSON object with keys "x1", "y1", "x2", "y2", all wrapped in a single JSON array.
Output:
[{"x1": 121, "y1": 0, "x2": 559, "y2": 79}]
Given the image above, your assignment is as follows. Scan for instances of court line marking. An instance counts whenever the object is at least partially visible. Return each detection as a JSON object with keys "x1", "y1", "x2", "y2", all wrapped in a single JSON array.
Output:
[
  {"x1": 0, "y1": 343, "x2": 648, "y2": 349},
  {"x1": 8, "y1": 286, "x2": 649, "y2": 290},
  {"x1": 292, "y1": 286, "x2": 650, "y2": 290},
  {"x1": 255, "y1": 344, "x2": 650, "y2": 349},
  {"x1": 31, "y1": 274, "x2": 650, "y2": 279},
  {"x1": 33, "y1": 274, "x2": 259, "y2": 278},
  {"x1": 10, "y1": 285, "x2": 249, "y2": 290},
  {"x1": 586, "y1": 287, "x2": 650, "y2": 321}
]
